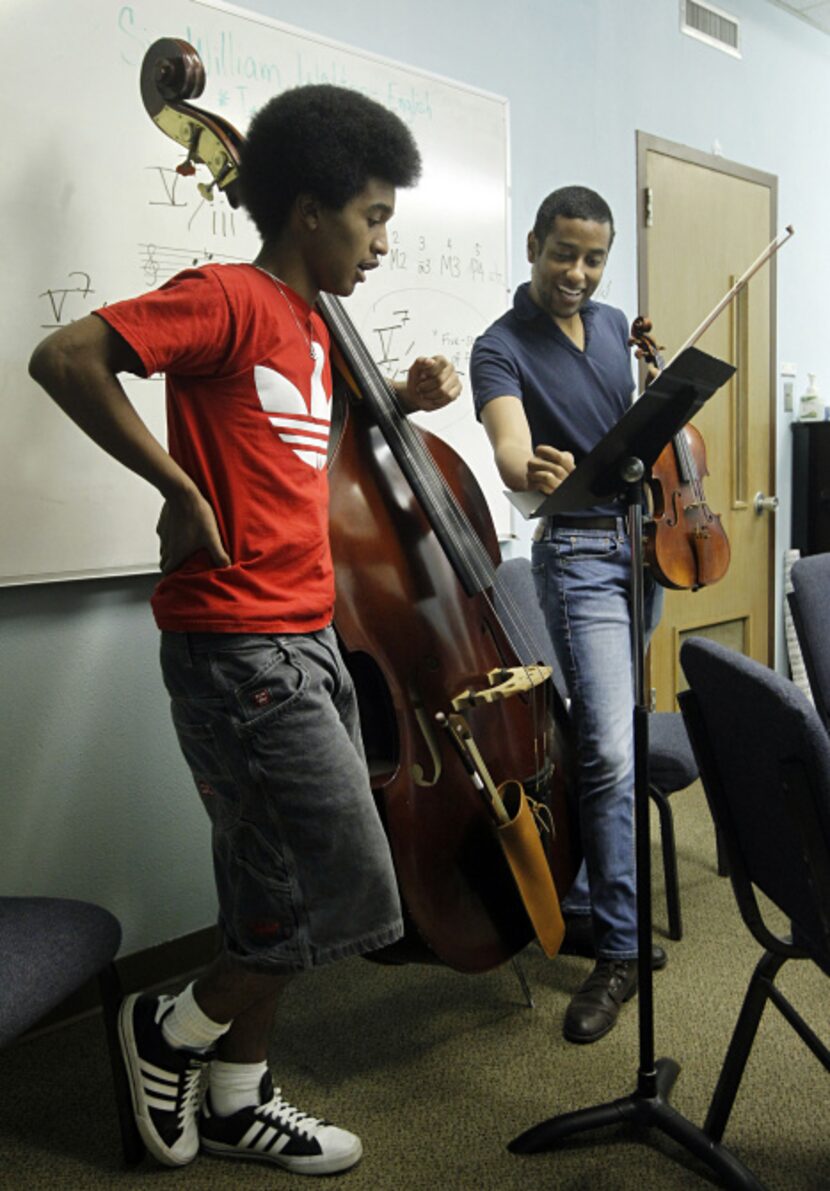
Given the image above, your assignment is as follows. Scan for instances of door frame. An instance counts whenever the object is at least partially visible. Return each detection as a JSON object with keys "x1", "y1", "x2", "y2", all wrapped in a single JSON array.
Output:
[{"x1": 635, "y1": 131, "x2": 779, "y2": 663}]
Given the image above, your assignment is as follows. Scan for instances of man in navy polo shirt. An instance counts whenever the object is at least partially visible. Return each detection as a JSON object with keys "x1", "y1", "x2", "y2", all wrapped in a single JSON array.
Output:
[{"x1": 470, "y1": 186, "x2": 664, "y2": 1044}]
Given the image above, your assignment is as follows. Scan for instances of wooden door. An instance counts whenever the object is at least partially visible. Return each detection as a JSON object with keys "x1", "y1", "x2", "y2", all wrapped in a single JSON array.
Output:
[{"x1": 637, "y1": 135, "x2": 778, "y2": 710}]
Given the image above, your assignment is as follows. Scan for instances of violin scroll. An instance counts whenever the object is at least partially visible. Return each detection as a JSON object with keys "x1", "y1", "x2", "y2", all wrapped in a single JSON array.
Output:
[
  {"x1": 141, "y1": 38, "x2": 243, "y2": 206},
  {"x1": 628, "y1": 315, "x2": 665, "y2": 370}
]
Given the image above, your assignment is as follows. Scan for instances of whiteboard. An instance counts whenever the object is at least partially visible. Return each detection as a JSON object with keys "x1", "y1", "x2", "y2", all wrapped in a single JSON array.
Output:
[{"x1": 1, "y1": 0, "x2": 512, "y2": 585}]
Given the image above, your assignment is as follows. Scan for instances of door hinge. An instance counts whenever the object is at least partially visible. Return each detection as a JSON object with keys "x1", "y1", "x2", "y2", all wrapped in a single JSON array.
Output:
[{"x1": 644, "y1": 186, "x2": 654, "y2": 228}]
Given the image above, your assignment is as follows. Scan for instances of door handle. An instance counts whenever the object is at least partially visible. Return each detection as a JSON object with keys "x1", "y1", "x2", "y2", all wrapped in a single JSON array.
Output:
[{"x1": 753, "y1": 492, "x2": 779, "y2": 514}]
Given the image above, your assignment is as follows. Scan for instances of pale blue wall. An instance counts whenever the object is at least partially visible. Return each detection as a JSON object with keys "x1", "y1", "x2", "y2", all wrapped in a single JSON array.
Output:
[{"x1": 3, "y1": 0, "x2": 827, "y2": 955}]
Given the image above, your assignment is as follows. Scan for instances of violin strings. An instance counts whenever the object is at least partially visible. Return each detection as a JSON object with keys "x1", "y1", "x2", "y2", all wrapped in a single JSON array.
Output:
[{"x1": 674, "y1": 429, "x2": 706, "y2": 508}]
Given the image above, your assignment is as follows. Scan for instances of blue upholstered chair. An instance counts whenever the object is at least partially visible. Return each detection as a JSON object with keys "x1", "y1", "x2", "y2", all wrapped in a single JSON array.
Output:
[
  {"x1": 788, "y1": 550, "x2": 830, "y2": 731},
  {"x1": 0, "y1": 896, "x2": 143, "y2": 1164},
  {"x1": 494, "y1": 556, "x2": 700, "y2": 940},
  {"x1": 679, "y1": 638, "x2": 830, "y2": 1144}
]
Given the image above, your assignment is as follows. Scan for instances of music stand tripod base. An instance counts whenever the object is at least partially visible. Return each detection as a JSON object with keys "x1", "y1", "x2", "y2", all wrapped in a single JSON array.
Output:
[
  {"x1": 509, "y1": 1054, "x2": 766, "y2": 1189},
  {"x1": 507, "y1": 349, "x2": 767, "y2": 1190}
]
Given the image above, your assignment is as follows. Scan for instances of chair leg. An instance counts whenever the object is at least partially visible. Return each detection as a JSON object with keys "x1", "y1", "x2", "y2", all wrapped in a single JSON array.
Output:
[
  {"x1": 703, "y1": 949, "x2": 786, "y2": 1142},
  {"x1": 97, "y1": 963, "x2": 145, "y2": 1166},
  {"x1": 649, "y1": 786, "x2": 683, "y2": 940},
  {"x1": 715, "y1": 824, "x2": 730, "y2": 877}
]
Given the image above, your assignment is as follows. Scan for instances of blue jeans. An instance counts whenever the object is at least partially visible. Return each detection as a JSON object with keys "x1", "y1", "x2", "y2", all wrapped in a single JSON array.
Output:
[{"x1": 532, "y1": 520, "x2": 663, "y2": 959}]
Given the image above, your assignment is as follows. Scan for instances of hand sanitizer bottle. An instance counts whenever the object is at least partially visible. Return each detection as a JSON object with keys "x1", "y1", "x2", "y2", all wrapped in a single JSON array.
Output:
[{"x1": 798, "y1": 374, "x2": 821, "y2": 421}]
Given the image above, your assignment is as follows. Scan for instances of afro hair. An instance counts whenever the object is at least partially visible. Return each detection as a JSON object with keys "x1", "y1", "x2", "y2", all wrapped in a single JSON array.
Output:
[{"x1": 239, "y1": 84, "x2": 422, "y2": 240}]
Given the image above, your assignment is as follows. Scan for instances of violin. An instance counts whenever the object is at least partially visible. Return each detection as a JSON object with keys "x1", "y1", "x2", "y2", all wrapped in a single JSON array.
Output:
[
  {"x1": 628, "y1": 225, "x2": 795, "y2": 591},
  {"x1": 629, "y1": 316, "x2": 730, "y2": 591},
  {"x1": 139, "y1": 40, "x2": 578, "y2": 973}
]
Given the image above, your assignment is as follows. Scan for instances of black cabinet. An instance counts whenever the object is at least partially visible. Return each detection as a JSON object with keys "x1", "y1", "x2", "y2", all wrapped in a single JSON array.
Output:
[{"x1": 791, "y1": 422, "x2": 830, "y2": 556}]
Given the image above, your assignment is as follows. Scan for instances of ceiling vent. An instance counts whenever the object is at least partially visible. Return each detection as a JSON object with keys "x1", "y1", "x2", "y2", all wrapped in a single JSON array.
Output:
[{"x1": 681, "y1": 0, "x2": 741, "y2": 58}]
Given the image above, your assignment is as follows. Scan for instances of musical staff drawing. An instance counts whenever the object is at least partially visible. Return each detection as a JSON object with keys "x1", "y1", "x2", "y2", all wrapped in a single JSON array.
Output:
[{"x1": 138, "y1": 242, "x2": 247, "y2": 286}]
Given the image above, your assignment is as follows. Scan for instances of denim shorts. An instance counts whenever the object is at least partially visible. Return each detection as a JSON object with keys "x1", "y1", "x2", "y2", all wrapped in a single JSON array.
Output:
[{"x1": 159, "y1": 628, "x2": 403, "y2": 971}]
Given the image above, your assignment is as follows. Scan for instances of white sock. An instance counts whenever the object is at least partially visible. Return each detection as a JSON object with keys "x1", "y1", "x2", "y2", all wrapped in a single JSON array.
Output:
[
  {"x1": 209, "y1": 1059, "x2": 269, "y2": 1116},
  {"x1": 161, "y1": 981, "x2": 232, "y2": 1053}
]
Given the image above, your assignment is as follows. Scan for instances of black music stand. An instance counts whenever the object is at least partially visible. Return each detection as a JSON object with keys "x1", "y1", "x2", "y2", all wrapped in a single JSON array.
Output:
[{"x1": 506, "y1": 347, "x2": 767, "y2": 1190}]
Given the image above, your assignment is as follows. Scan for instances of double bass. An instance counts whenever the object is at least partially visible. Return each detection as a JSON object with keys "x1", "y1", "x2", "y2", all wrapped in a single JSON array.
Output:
[{"x1": 139, "y1": 39, "x2": 578, "y2": 974}]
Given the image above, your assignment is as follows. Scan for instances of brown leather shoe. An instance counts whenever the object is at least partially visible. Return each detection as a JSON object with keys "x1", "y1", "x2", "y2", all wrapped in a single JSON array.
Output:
[{"x1": 563, "y1": 958, "x2": 638, "y2": 1044}]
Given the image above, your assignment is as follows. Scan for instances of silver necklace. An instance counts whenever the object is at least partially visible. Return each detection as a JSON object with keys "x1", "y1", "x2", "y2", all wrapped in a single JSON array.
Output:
[{"x1": 255, "y1": 266, "x2": 316, "y2": 360}]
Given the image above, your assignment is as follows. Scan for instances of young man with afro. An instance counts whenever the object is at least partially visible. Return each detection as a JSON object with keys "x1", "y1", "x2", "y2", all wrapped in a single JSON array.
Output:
[{"x1": 29, "y1": 84, "x2": 460, "y2": 1176}]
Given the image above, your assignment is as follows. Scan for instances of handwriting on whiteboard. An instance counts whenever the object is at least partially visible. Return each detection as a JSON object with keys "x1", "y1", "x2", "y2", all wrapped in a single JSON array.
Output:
[{"x1": 38, "y1": 272, "x2": 96, "y2": 329}]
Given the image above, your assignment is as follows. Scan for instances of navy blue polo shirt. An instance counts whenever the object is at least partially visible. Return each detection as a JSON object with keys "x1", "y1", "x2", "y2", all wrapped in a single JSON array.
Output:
[{"x1": 470, "y1": 282, "x2": 635, "y2": 517}]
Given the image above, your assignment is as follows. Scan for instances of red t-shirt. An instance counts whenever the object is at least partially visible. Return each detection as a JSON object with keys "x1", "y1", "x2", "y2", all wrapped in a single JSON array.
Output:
[{"x1": 97, "y1": 264, "x2": 335, "y2": 633}]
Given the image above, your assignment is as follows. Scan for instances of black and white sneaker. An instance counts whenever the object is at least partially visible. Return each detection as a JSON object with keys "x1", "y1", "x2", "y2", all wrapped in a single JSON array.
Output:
[
  {"x1": 118, "y1": 992, "x2": 209, "y2": 1167},
  {"x1": 200, "y1": 1071, "x2": 363, "y2": 1174}
]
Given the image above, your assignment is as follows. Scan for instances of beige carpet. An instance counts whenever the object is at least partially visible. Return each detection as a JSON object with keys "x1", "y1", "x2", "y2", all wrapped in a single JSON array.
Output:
[{"x1": 2, "y1": 785, "x2": 828, "y2": 1190}]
